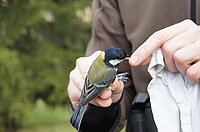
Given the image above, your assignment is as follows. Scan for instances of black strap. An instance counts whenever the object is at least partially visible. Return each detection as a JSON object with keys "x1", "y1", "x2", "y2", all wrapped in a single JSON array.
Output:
[
  {"x1": 114, "y1": 0, "x2": 119, "y2": 9},
  {"x1": 191, "y1": 0, "x2": 196, "y2": 22}
]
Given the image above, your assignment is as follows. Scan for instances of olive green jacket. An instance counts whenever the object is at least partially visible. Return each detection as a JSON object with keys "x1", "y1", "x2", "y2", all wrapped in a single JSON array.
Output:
[{"x1": 85, "y1": 0, "x2": 200, "y2": 131}]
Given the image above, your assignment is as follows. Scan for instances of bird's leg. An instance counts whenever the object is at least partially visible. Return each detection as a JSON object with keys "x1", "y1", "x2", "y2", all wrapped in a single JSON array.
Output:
[
  {"x1": 107, "y1": 72, "x2": 129, "y2": 90},
  {"x1": 107, "y1": 85, "x2": 114, "y2": 90},
  {"x1": 117, "y1": 72, "x2": 129, "y2": 82}
]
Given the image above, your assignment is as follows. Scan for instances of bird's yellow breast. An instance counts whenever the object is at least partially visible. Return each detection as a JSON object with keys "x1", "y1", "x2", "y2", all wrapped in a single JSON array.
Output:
[{"x1": 88, "y1": 52, "x2": 112, "y2": 83}]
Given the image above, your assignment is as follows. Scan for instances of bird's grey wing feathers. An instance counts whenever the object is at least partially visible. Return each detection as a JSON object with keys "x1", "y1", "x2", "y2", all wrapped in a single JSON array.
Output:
[
  {"x1": 70, "y1": 103, "x2": 88, "y2": 131},
  {"x1": 80, "y1": 69, "x2": 116, "y2": 105}
]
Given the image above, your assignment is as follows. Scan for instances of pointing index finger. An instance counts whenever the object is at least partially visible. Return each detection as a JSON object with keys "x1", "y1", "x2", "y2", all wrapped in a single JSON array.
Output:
[{"x1": 129, "y1": 20, "x2": 197, "y2": 66}]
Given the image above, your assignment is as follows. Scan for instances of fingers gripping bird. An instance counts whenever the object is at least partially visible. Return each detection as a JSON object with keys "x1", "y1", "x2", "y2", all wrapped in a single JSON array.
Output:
[{"x1": 70, "y1": 48, "x2": 129, "y2": 131}]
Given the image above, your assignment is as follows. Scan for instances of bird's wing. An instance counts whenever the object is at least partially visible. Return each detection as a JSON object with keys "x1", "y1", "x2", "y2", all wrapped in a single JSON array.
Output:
[{"x1": 79, "y1": 68, "x2": 117, "y2": 105}]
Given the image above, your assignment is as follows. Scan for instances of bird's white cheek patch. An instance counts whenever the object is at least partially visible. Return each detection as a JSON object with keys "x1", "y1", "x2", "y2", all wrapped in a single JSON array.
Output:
[{"x1": 109, "y1": 59, "x2": 123, "y2": 66}]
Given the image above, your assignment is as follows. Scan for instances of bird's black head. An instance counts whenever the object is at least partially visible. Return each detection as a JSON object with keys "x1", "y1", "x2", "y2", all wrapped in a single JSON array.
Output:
[{"x1": 104, "y1": 48, "x2": 127, "y2": 68}]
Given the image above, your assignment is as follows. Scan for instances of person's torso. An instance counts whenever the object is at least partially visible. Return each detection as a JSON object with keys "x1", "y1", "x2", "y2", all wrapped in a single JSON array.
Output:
[{"x1": 117, "y1": 0, "x2": 200, "y2": 92}]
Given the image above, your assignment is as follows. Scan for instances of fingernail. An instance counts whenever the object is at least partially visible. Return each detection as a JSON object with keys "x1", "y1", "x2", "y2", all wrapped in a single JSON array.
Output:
[{"x1": 130, "y1": 55, "x2": 138, "y2": 64}]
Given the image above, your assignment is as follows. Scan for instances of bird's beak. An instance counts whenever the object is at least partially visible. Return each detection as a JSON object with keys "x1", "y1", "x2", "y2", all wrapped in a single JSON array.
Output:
[{"x1": 125, "y1": 55, "x2": 131, "y2": 60}]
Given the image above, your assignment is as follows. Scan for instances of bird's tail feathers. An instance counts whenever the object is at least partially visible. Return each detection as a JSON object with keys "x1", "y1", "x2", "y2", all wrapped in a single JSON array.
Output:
[{"x1": 70, "y1": 104, "x2": 88, "y2": 131}]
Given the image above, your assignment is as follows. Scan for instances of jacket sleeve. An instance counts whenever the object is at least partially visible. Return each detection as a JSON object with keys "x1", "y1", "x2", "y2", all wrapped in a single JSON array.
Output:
[
  {"x1": 81, "y1": 0, "x2": 135, "y2": 131},
  {"x1": 80, "y1": 101, "x2": 121, "y2": 132}
]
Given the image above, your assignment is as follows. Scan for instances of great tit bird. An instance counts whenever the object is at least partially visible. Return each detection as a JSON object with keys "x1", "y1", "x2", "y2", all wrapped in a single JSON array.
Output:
[{"x1": 70, "y1": 48, "x2": 128, "y2": 131}]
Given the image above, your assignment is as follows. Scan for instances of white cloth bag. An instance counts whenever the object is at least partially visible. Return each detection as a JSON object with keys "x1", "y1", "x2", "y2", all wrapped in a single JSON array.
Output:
[{"x1": 147, "y1": 48, "x2": 200, "y2": 132}]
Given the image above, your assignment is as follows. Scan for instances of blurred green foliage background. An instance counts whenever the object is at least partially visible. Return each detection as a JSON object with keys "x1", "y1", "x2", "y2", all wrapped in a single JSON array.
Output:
[{"x1": 0, "y1": 0, "x2": 92, "y2": 131}]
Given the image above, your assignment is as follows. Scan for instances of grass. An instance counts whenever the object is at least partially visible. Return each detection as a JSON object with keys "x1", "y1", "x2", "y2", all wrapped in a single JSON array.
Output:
[
  {"x1": 18, "y1": 122, "x2": 125, "y2": 132},
  {"x1": 17, "y1": 122, "x2": 75, "y2": 132},
  {"x1": 17, "y1": 99, "x2": 76, "y2": 132},
  {"x1": 16, "y1": 99, "x2": 126, "y2": 132}
]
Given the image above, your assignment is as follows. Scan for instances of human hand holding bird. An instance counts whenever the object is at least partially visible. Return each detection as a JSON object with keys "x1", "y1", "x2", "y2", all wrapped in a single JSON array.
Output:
[{"x1": 68, "y1": 48, "x2": 128, "y2": 130}]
